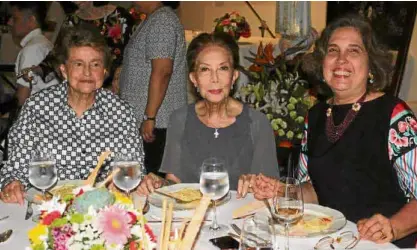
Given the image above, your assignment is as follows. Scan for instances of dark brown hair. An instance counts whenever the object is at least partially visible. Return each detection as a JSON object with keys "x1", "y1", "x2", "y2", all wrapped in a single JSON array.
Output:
[
  {"x1": 55, "y1": 24, "x2": 111, "y2": 70},
  {"x1": 186, "y1": 32, "x2": 240, "y2": 100},
  {"x1": 304, "y1": 14, "x2": 393, "y2": 92},
  {"x1": 10, "y1": 2, "x2": 48, "y2": 30}
]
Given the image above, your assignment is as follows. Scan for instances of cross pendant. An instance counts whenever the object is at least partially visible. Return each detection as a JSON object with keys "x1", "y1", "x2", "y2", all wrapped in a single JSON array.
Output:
[{"x1": 214, "y1": 128, "x2": 219, "y2": 138}]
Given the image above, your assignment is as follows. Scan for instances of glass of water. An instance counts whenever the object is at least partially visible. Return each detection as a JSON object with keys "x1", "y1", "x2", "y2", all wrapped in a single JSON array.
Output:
[
  {"x1": 199, "y1": 157, "x2": 230, "y2": 234},
  {"x1": 112, "y1": 152, "x2": 144, "y2": 197},
  {"x1": 28, "y1": 150, "x2": 57, "y2": 198}
]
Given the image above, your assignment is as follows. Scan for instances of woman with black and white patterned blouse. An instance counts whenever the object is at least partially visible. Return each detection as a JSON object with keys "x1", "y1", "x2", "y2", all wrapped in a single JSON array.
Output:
[{"x1": 0, "y1": 24, "x2": 144, "y2": 204}]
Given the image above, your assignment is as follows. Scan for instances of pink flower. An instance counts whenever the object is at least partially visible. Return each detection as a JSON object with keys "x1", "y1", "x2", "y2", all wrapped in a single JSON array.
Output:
[
  {"x1": 389, "y1": 128, "x2": 409, "y2": 147},
  {"x1": 398, "y1": 121, "x2": 408, "y2": 133},
  {"x1": 108, "y1": 24, "x2": 122, "y2": 40},
  {"x1": 409, "y1": 117, "x2": 417, "y2": 131},
  {"x1": 98, "y1": 205, "x2": 131, "y2": 245}
]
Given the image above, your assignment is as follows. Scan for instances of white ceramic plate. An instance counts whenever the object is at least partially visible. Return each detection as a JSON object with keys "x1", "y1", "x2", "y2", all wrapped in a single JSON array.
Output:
[
  {"x1": 254, "y1": 203, "x2": 347, "y2": 238},
  {"x1": 148, "y1": 183, "x2": 231, "y2": 211},
  {"x1": 26, "y1": 180, "x2": 83, "y2": 204}
]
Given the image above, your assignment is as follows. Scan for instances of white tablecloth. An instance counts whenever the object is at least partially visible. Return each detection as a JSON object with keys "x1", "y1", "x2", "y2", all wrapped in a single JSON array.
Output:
[{"x1": 0, "y1": 191, "x2": 400, "y2": 249}]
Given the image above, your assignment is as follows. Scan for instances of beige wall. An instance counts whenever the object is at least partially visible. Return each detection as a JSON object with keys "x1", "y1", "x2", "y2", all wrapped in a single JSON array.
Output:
[
  {"x1": 179, "y1": 1, "x2": 327, "y2": 36},
  {"x1": 399, "y1": 17, "x2": 417, "y2": 102}
]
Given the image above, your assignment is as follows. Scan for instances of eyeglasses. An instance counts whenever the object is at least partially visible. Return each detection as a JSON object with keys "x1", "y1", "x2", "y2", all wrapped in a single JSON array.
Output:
[{"x1": 314, "y1": 231, "x2": 360, "y2": 250}]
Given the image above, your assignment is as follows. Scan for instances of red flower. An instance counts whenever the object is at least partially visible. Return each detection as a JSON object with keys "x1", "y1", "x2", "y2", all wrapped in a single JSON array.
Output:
[
  {"x1": 221, "y1": 19, "x2": 231, "y2": 26},
  {"x1": 108, "y1": 24, "x2": 122, "y2": 40},
  {"x1": 398, "y1": 121, "x2": 408, "y2": 133},
  {"x1": 127, "y1": 211, "x2": 137, "y2": 224},
  {"x1": 42, "y1": 211, "x2": 62, "y2": 226},
  {"x1": 279, "y1": 141, "x2": 293, "y2": 148},
  {"x1": 129, "y1": 241, "x2": 138, "y2": 250},
  {"x1": 114, "y1": 48, "x2": 121, "y2": 56}
]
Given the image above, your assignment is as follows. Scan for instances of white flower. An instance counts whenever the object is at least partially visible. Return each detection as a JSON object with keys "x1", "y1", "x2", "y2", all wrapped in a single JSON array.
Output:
[
  {"x1": 105, "y1": 243, "x2": 124, "y2": 250},
  {"x1": 70, "y1": 242, "x2": 84, "y2": 250},
  {"x1": 36, "y1": 196, "x2": 66, "y2": 215},
  {"x1": 131, "y1": 225, "x2": 142, "y2": 238}
]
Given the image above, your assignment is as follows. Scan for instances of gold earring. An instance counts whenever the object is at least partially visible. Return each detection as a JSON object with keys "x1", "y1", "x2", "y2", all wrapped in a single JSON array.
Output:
[{"x1": 368, "y1": 72, "x2": 375, "y2": 84}]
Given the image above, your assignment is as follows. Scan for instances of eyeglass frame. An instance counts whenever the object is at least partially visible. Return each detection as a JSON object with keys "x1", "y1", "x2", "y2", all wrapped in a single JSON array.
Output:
[{"x1": 314, "y1": 231, "x2": 360, "y2": 250}]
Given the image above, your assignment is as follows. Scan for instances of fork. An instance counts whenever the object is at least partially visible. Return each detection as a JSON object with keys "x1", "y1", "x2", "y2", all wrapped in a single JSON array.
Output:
[{"x1": 25, "y1": 200, "x2": 33, "y2": 220}]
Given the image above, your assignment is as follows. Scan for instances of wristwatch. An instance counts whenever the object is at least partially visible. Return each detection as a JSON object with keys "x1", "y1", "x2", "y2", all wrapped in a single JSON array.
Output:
[{"x1": 143, "y1": 114, "x2": 156, "y2": 121}]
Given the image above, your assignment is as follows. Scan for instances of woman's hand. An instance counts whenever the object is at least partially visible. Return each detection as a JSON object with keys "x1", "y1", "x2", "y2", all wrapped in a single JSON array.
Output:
[
  {"x1": 0, "y1": 180, "x2": 25, "y2": 205},
  {"x1": 136, "y1": 174, "x2": 163, "y2": 196},
  {"x1": 237, "y1": 174, "x2": 256, "y2": 199},
  {"x1": 357, "y1": 214, "x2": 396, "y2": 243},
  {"x1": 252, "y1": 174, "x2": 280, "y2": 200},
  {"x1": 18, "y1": 66, "x2": 42, "y2": 83}
]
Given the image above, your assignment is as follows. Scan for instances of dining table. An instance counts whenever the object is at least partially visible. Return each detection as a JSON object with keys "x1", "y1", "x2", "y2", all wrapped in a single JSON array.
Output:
[{"x1": 0, "y1": 190, "x2": 403, "y2": 250}]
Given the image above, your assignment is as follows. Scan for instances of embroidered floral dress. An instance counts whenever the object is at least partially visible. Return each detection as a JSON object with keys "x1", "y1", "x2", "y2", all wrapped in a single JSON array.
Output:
[{"x1": 298, "y1": 94, "x2": 417, "y2": 248}]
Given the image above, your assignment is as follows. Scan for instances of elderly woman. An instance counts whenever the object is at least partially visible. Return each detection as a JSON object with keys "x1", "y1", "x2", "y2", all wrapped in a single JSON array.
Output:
[
  {"x1": 251, "y1": 15, "x2": 417, "y2": 248},
  {"x1": 137, "y1": 32, "x2": 279, "y2": 195},
  {"x1": 0, "y1": 24, "x2": 144, "y2": 204}
]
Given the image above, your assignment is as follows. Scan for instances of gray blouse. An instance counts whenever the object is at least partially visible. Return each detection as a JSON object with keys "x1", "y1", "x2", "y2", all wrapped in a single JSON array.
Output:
[{"x1": 159, "y1": 104, "x2": 279, "y2": 189}]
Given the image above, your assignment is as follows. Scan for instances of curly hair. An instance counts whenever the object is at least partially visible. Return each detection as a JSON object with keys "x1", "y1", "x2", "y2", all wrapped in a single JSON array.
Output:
[
  {"x1": 303, "y1": 14, "x2": 393, "y2": 93},
  {"x1": 186, "y1": 32, "x2": 240, "y2": 100},
  {"x1": 55, "y1": 23, "x2": 112, "y2": 70}
]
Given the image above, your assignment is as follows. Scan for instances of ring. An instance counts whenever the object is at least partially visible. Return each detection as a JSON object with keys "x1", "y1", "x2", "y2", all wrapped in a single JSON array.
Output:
[
  {"x1": 4, "y1": 193, "x2": 10, "y2": 198},
  {"x1": 380, "y1": 231, "x2": 387, "y2": 239}
]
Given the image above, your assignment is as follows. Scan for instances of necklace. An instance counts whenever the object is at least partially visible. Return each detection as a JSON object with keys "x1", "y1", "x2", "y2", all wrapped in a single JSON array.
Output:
[
  {"x1": 325, "y1": 92, "x2": 367, "y2": 143},
  {"x1": 214, "y1": 128, "x2": 219, "y2": 139}
]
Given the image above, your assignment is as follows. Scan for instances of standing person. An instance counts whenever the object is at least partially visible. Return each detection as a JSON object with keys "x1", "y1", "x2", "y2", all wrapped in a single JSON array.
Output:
[
  {"x1": 8, "y1": 2, "x2": 59, "y2": 106},
  {"x1": 119, "y1": 1, "x2": 187, "y2": 177}
]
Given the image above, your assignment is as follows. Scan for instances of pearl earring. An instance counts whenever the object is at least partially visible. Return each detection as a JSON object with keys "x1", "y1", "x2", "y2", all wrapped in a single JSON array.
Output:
[{"x1": 368, "y1": 72, "x2": 375, "y2": 84}]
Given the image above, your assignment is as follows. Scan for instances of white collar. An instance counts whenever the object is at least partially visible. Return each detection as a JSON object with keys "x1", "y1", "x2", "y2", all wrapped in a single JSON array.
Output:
[{"x1": 20, "y1": 28, "x2": 42, "y2": 47}]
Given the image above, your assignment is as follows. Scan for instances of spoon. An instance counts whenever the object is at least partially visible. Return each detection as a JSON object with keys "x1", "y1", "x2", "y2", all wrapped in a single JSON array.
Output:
[{"x1": 0, "y1": 229, "x2": 12, "y2": 243}]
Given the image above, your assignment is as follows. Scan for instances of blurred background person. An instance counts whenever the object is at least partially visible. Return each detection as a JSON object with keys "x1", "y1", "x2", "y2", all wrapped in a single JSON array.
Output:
[{"x1": 119, "y1": 1, "x2": 187, "y2": 178}]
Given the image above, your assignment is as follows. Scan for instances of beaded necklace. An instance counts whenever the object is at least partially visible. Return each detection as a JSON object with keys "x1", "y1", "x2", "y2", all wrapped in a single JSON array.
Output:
[{"x1": 325, "y1": 92, "x2": 367, "y2": 143}]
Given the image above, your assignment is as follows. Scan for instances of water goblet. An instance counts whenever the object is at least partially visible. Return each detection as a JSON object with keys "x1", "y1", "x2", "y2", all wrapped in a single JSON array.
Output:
[
  {"x1": 273, "y1": 177, "x2": 304, "y2": 250},
  {"x1": 112, "y1": 152, "x2": 144, "y2": 197},
  {"x1": 199, "y1": 157, "x2": 230, "y2": 235},
  {"x1": 28, "y1": 150, "x2": 57, "y2": 199}
]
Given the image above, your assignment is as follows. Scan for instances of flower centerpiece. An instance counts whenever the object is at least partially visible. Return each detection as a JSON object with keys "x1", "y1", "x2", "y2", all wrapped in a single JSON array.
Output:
[
  {"x1": 235, "y1": 33, "x2": 318, "y2": 148},
  {"x1": 213, "y1": 11, "x2": 251, "y2": 40},
  {"x1": 27, "y1": 186, "x2": 156, "y2": 250}
]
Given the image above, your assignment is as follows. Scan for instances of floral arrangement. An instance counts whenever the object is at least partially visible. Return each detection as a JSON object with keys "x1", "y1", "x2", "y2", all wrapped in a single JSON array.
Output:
[
  {"x1": 235, "y1": 40, "x2": 316, "y2": 147},
  {"x1": 214, "y1": 11, "x2": 251, "y2": 40},
  {"x1": 27, "y1": 186, "x2": 156, "y2": 250}
]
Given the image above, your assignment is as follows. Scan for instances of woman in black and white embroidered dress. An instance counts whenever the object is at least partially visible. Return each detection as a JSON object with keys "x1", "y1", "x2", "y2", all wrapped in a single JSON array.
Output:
[{"x1": 0, "y1": 24, "x2": 144, "y2": 205}]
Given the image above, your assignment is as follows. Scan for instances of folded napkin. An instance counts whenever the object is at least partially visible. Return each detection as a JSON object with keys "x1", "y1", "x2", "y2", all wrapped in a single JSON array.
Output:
[{"x1": 232, "y1": 200, "x2": 265, "y2": 219}]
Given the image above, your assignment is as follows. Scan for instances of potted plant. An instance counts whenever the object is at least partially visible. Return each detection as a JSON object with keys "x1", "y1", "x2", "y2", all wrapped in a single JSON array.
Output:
[{"x1": 234, "y1": 37, "x2": 317, "y2": 174}]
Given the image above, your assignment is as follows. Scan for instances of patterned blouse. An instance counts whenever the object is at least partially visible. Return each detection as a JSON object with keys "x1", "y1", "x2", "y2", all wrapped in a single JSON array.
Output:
[
  {"x1": 298, "y1": 97, "x2": 417, "y2": 199},
  {"x1": 0, "y1": 83, "x2": 144, "y2": 190}
]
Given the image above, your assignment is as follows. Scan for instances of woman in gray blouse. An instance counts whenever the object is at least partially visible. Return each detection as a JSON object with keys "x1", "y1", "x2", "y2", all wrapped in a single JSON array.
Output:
[{"x1": 137, "y1": 33, "x2": 279, "y2": 197}]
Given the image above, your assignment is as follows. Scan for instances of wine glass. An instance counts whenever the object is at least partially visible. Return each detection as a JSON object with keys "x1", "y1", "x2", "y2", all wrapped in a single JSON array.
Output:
[
  {"x1": 112, "y1": 152, "x2": 144, "y2": 197},
  {"x1": 28, "y1": 150, "x2": 57, "y2": 199},
  {"x1": 239, "y1": 217, "x2": 276, "y2": 250},
  {"x1": 199, "y1": 157, "x2": 230, "y2": 234},
  {"x1": 273, "y1": 177, "x2": 303, "y2": 250}
]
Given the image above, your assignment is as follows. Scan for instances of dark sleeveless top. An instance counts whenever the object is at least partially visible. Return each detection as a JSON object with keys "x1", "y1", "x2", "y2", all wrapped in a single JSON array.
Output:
[{"x1": 306, "y1": 94, "x2": 416, "y2": 248}]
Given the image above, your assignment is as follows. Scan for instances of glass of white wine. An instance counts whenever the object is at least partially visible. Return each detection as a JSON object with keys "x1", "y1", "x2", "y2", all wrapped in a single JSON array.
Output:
[
  {"x1": 112, "y1": 152, "x2": 144, "y2": 197},
  {"x1": 28, "y1": 150, "x2": 57, "y2": 199},
  {"x1": 273, "y1": 177, "x2": 303, "y2": 250},
  {"x1": 199, "y1": 157, "x2": 230, "y2": 234}
]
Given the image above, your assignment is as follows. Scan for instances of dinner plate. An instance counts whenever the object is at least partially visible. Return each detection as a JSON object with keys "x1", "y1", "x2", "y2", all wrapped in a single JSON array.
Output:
[
  {"x1": 148, "y1": 183, "x2": 231, "y2": 210},
  {"x1": 254, "y1": 203, "x2": 347, "y2": 238},
  {"x1": 26, "y1": 180, "x2": 149, "y2": 213}
]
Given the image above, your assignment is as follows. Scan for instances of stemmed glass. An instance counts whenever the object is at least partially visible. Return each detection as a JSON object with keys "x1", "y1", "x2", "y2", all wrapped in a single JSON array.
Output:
[
  {"x1": 273, "y1": 177, "x2": 304, "y2": 250},
  {"x1": 239, "y1": 217, "x2": 276, "y2": 250},
  {"x1": 199, "y1": 157, "x2": 230, "y2": 234},
  {"x1": 28, "y1": 150, "x2": 58, "y2": 199},
  {"x1": 112, "y1": 152, "x2": 144, "y2": 197}
]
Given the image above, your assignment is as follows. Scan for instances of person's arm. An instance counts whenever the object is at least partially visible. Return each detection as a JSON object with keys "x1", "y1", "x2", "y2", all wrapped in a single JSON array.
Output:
[
  {"x1": 142, "y1": 13, "x2": 178, "y2": 142},
  {"x1": 0, "y1": 100, "x2": 38, "y2": 204},
  {"x1": 358, "y1": 102, "x2": 417, "y2": 243},
  {"x1": 16, "y1": 85, "x2": 31, "y2": 106}
]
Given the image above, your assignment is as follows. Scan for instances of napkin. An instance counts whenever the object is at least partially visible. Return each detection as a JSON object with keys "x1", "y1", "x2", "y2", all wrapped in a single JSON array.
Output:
[{"x1": 232, "y1": 200, "x2": 265, "y2": 219}]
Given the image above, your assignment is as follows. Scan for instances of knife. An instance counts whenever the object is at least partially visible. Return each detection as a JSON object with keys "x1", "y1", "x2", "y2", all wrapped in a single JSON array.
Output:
[
  {"x1": 0, "y1": 229, "x2": 12, "y2": 243},
  {"x1": 231, "y1": 223, "x2": 270, "y2": 244},
  {"x1": 25, "y1": 200, "x2": 33, "y2": 220}
]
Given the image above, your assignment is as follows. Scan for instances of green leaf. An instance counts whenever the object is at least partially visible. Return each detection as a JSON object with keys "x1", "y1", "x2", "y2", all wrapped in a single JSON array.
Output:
[
  {"x1": 286, "y1": 131, "x2": 294, "y2": 139},
  {"x1": 50, "y1": 218, "x2": 68, "y2": 228},
  {"x1": 278, "y1": 129, "x2": 285, "y2": 136},
  {"x1": 287, "y1": 103, "x2": 295, "y2": 111},
  {"x1": 289, "y1": 111, "x2": 297, "y2": 119},
  {"x1": 33, "y1": 244, "x2": 46, "y2": 250},
  {"x1": 70, "y1": 213, "x2": 84, "y2": 224},
  {"x1": 91, "y1": 245, "x2": 105, "y2": 250}
]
